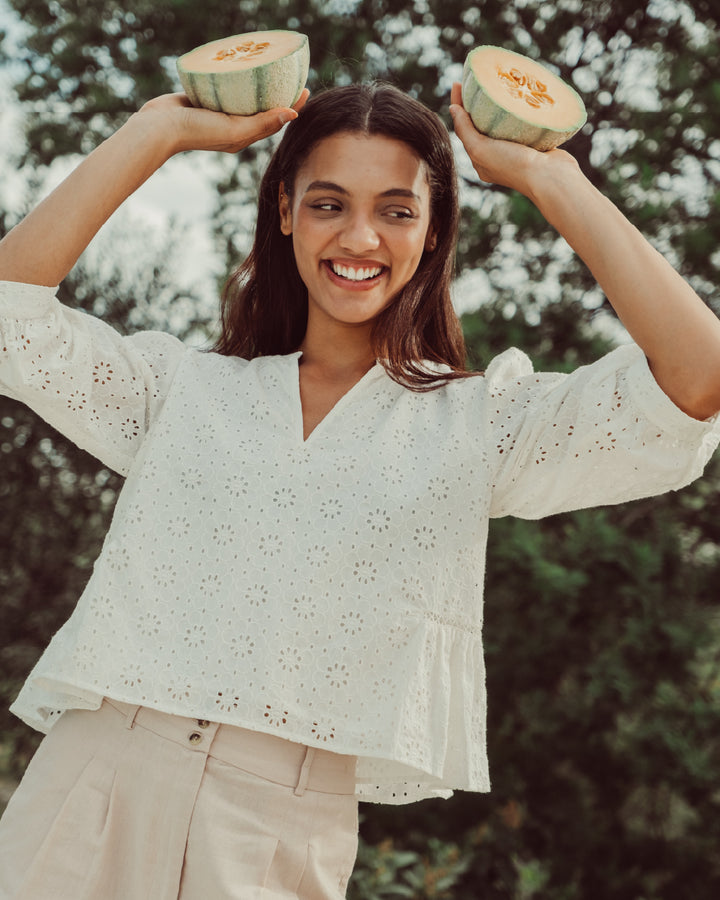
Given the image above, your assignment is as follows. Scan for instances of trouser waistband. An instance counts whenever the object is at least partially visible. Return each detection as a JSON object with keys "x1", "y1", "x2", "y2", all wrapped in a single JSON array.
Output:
[{"x1": 103, "y1": 698, "x2": 357, "y2": 796}]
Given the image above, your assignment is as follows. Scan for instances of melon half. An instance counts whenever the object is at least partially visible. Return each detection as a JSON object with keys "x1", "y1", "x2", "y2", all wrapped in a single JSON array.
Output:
[
  {"x1": 462, "y1": 46, "x2": 586, "y2": 151},
  {"x1": 177, "y1": 30, "x2": 309, "y2": 116}
]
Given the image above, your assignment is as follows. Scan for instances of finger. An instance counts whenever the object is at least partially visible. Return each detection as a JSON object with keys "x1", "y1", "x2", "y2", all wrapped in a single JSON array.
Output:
[
  {"x1": 293, "y1": 88, "x2": 311, "y2": 112},
  {"x1": 238, "y1": 89, "x2": 309, "y2": 144},
  {"x1": 239, "y1": 106, "x2": 299, "y2": 145},
  {"x1": 449, "y1": 99, "x2": 481, "y2": 148},
  {"x1": 448, "y1": 83, "x2": 480, "y2": 149}
]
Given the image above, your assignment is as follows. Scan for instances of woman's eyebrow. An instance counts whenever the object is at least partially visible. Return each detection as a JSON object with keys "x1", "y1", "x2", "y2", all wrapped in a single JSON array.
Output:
[
  {"x1": 303, "y1": 180, "x2": 420, "y2": 201},
  {"x1": 304, "y1": 180, "x2": 348, "y2": 195},
  {"x1": 378, "y1": 188, "x2": 421, "y2": 201}
]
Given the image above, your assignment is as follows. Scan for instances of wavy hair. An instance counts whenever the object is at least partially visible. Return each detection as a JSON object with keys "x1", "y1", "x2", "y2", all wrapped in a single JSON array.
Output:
[{"x1": 213, "y1": 82, "x2": 477, "y2": 390}]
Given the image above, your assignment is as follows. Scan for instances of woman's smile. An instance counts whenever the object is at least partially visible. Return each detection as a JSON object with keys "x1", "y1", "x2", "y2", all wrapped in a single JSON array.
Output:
[{"x1": 323, "y1": 258, "x2": 388, "y2": 289}]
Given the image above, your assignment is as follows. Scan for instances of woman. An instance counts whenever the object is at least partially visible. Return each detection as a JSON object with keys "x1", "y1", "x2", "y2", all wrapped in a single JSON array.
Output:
[{"x1": 0, "y1": 80, "x2": 718, "y2": 899}]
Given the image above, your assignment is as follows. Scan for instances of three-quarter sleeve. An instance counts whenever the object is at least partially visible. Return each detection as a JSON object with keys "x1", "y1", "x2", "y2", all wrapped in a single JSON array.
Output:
[
  {"x1": 0, "y1": 281, "x2": 188, "y2": 475},
  {"x1": 485, "y1": 342, "x2": 720, "y2": 519}
]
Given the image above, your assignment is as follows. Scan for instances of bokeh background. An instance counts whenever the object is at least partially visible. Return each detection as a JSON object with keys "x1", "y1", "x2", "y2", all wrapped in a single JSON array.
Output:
[{"x1": 1, "y1": 1, "x2": 719, "y2": 897}]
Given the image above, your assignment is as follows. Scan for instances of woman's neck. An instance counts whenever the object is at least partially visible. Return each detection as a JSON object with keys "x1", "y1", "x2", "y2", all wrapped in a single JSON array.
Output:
[{"x1": 299, "y1": 321, "x2": 377, "y2": 381}]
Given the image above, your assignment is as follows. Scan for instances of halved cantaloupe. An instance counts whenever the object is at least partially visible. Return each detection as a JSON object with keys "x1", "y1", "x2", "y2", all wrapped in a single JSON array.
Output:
[
  {"x1": 177, "y1": 30, "x2": 309, "y2": 116},
  {"x1": 462, "y1": 46, "x2": 586, "y2": 151}
]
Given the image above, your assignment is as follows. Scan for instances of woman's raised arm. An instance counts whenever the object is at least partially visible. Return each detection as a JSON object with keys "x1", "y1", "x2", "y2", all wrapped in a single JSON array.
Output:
[
  {"x1": 450, "y1": 83, "x2": 720, "y2": 421},
  {"x1": 0, "y1": 92, "x2": 308, "y2": 289}
]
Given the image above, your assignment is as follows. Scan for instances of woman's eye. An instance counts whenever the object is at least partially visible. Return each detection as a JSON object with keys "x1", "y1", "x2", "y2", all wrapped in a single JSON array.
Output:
[
  {"x1": 310, "y1": 201, "x2": 341, "y2": 212},
  {"x1": 387, "y1": 208, "x2": 415, "y2": 219}
]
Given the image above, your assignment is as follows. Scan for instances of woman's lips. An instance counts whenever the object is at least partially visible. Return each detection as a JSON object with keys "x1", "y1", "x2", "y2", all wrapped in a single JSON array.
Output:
[{"x1": 323, "y1": 259, "x2": 388, "y2": 289}]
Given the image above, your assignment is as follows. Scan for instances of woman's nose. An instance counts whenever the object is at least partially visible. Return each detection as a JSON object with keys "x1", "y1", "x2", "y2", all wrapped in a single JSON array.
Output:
[{"x1": 338, "y1": 214, "x2": 380, "y2": 254}]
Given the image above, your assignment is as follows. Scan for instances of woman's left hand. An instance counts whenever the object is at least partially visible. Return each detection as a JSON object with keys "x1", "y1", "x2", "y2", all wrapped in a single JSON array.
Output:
[{"x1": 449, "y1": 81, "x2": 577, "y2": 197}]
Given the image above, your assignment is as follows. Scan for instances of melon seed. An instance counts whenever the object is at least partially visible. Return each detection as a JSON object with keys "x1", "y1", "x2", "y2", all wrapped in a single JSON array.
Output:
[
  {"x1": 212, "y1": 41, "x2": 270, "y2": 63},
  {"x1": 497, "y1": 65, "x2": 555, "y2": 108}
]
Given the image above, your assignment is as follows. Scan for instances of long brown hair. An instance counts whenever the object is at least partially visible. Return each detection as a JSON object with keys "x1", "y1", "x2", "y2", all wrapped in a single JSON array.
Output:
[{"x1": 213, "y1": 82, "x2": 477, "y2": 390}]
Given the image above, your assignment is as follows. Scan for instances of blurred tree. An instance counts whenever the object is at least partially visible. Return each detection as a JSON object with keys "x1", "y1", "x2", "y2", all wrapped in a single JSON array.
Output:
[
  {"x1": 1, "y1": 1, "x2": 719, "y2": 897},
  {"x1": 3, "y1": 0, "x2": 719, "y2": 313}
]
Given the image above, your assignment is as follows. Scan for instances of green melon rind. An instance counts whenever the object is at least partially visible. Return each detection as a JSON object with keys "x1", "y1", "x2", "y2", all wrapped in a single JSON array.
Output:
[
  {"x1": 177, "y1": 31, "x2": 309, "y2": 116},
  {"x1": 461, "y1": 46, "x2": 587, "y2": 151}
]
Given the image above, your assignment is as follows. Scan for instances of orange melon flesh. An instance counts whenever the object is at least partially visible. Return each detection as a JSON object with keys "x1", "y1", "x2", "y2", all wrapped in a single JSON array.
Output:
[
  {"x1": 177, "y1": 30, "x2": 309, "y2": 115},
  {"x1": 462, "y1": 46, "x2": 586, "y2": 151},
  {"x1": 180, "y1": 32, "x2": 301, "y2": 72}
]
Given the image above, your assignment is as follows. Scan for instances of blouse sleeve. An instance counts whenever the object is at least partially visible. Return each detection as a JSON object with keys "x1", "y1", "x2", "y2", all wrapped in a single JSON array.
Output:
[
  {"x1": 485, "y1": 342, "x2": 720, "y2": 519},
  {"x1": 0, "y1": 281, "x2": 188, "y2": 476}
]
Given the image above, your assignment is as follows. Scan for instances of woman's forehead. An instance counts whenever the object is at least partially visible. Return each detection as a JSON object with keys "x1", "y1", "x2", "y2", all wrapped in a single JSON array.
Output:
[{"x1": 294, "y1": 132, "x2": 430, "y2": 197}]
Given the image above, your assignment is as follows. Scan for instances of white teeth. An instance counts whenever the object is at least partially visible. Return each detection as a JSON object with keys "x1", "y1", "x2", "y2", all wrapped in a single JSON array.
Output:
[{"x1": 331, "y1": 263, "x2": 383, "y2": 281}]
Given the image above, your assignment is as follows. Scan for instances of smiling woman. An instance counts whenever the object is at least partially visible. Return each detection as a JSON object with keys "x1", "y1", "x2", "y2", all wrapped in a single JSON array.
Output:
[
  {"x1": 279, "y1": 132, "x2": 437, "y2": 376},
  {"x1": 0, "y1": 75, "x2": 719, "y2": 900},
  {"x1": 216, "y1": 83, "x2": 466, "y2": 392}
]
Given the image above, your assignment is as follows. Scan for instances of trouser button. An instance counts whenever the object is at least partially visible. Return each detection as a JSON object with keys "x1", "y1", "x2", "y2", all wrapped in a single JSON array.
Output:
[
  {"x1": 197, "y1": 719, "x2": 211, "y2": 729},
  {"x1": 188, "y1": 731, "x2": 203, "y2": 745}
]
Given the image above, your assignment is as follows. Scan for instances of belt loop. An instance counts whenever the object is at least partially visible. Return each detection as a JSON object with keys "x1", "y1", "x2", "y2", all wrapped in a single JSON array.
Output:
[
  {"x1": 124, "y1": 705, "x2": 140, "y2": 729},
  {"x1": 294, "y1": 747, "x2": 316, "y2": 797}
]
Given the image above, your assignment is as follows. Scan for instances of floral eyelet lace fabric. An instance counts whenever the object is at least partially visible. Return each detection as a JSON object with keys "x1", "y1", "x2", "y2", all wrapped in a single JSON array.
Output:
[{"x1": 2, "y1": 281, "x2": 718, "y2": 804}]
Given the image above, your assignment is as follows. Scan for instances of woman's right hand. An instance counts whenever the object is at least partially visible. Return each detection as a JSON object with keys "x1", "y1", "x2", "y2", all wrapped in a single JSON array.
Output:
[{"x1": 136, "y1": 89, "x2": 310, "y2": 156}]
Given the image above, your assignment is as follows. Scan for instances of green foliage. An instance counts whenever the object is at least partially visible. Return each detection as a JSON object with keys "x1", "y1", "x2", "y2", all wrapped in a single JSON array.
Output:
[
  {"x1": 461, "y1": 297, "x2": 611, "y2": 374},
  {"x1": 3, "y1": 0, "x2": 720, "y2": 307},
  {"x1": 349, "y1": 834, "x2": 471, "y2": 899},
  {"x1": 1, "y1": 1, "x2": 720, "y2": 897}
]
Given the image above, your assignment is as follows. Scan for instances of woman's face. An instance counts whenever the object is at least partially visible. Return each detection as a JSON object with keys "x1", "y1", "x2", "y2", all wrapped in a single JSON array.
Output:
[{"x1": 279, "y1": 132, "x2": 436, "y2": 332}]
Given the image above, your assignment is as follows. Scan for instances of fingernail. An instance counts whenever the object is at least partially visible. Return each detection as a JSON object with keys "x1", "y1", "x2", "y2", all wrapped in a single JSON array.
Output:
[
  {"x1": 449, "y1": 104, "x2": 460, "y2": 119},
  {"x1": 279, "y1": 110, "x2": 297, "y2": 125}
]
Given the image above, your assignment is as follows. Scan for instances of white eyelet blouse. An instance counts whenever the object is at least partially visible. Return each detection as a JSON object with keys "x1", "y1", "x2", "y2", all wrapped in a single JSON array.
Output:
[{"x1": 2, "y1": 281, "x2": 718, "y2": 804}]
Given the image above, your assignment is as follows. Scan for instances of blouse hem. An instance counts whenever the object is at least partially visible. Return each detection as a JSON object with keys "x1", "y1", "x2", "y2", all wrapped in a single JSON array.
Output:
[{"x1": 10, "y1": 678, "x2": 487, "y2": 805}]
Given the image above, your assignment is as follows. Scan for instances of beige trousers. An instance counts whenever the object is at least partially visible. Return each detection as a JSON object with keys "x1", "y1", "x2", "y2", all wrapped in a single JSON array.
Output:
[{"x1": 0, "y1": 699, "x2": 359, "y2": 900}]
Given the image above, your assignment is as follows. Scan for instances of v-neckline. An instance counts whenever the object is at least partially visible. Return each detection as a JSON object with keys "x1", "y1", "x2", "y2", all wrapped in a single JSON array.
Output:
[{"x1": 292, "y1": 353, "x2": 383, "y2": 445}]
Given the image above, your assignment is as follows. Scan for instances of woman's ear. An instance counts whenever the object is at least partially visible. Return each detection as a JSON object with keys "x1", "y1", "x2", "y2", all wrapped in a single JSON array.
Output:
[
  {"x1": 424, "y1": 224, "x2": 438, "y2": 252},
  {"x1": 278, "y1": 182, "x2": 293, "y2": 236}
]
